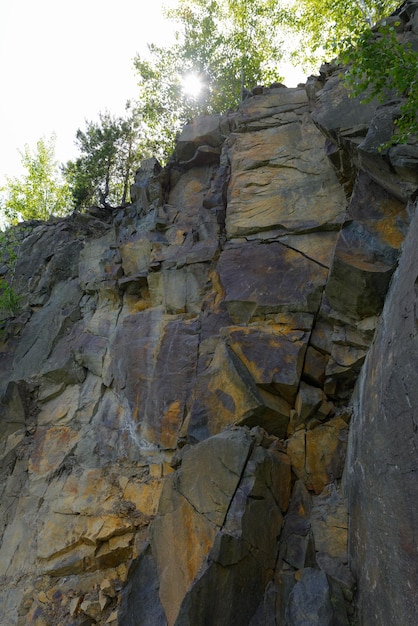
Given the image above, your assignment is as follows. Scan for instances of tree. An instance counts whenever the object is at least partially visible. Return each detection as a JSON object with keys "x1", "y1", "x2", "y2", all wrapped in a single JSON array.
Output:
[
  {"x1": 132, "y1": 0, "x2": 287, "y2": 161},
  {"x1": 133, "y1": 44, "x2": 204, "y2": 161},
  {"x1": 286, "y1": 0, "x2": 399, "y2": 65},
  {"x1": 132, "y1": 0, "x2": 410, "y2": 165},
  {"x1": 0, "y1": 135, "x2": 72, "y2": 225},
  {"x1": 289, "y1": 0, "x2": 416, "y2": 146},
  {"x1": 64, "y1": 107, "x2": 144, "y2": 210},
  {"x1": 168, "y1": 0, "x2": 286, "y2": 106},
  {"x1": 341, "y1": 19, "x2": 418, "y2": 145}
]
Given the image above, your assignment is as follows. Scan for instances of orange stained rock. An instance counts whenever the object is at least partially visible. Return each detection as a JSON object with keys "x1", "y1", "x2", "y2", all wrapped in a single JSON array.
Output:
[
  {"x1": 152, "y1": 493, "x2": 217, "y2": 626},
  {"x1": 37, "y1": 515, "x2": 102, "y2": 561},
  {"x1": 28, "y1": 426, "x2": 80, "y2": 477},
  {"x1": 123, "y1": 480, "x2": 163, "y2": 517},
  {"x1": 37, "y1": 385, "x2": 80, "y2": 426},
  {"x1": 372, "y1": 207, "x2": 406, "y2": 248},
  {"x1": 58, "y1": 469, "x2": 119, "y2": 513},
  {"x1": 208, "y1": 269, "x2": 227, "y2": 312},
  {"x1": 286, "y1": 417, "x2": 348, "y2": 494},
  {"x1": 160, "y1": 400, "x2": 183, "y2": 449}
]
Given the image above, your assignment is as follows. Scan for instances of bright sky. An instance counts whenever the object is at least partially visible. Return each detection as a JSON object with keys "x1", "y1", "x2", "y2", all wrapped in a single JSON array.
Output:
[{"x1": 0, "y1": 0, "x2": 306, "y2": 185}]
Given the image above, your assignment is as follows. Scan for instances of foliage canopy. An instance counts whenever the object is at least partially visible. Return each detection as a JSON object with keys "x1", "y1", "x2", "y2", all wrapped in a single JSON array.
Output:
[
  {"x1": 131, "y1": 0, "x2": 413, "y2": 162},
  {"x1": 133, "y1": 0, "x2": 287, "y2": 159},
  {"x1": 0, "y1": 135, "x2": 72, "y2": 225},
  {"x1": 167, "y1": 0, "x2": 287, "y2": 106},
  {"x1": 341, "y1": 20, "x2": 418, "y2": 145},
  {"x1": 64, "y1": 107, "x2": 144, "y2": 211},
  {"x1": 288, "y1": 0, "x2": 399, "y2": 63}
]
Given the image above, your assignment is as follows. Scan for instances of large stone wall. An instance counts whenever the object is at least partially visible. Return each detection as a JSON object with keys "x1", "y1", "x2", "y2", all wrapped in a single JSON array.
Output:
[
  {"x1": 344, "y1": 202, "x2": 418, "y2": 625},
  {"x1": 0, "y1": 3, "x2": 417, "y2": 624}
]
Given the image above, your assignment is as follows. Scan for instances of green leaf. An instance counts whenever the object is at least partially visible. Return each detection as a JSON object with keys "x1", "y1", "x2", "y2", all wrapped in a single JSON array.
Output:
[{"x1": 0, "y1": 134, "x2": 72, "y2": 225}]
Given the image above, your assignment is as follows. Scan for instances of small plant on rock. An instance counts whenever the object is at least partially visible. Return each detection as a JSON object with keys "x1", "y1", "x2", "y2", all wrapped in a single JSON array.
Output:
[
  {"x1": 341, "y1": 21, "x2": 418, "y2": 146},
  {"x1": 0, "y1": 229, "x2": 21, "y2": 319}
]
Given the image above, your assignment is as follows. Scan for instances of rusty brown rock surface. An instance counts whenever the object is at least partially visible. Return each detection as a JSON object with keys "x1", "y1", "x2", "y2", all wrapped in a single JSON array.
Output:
[{"x1": 1, "y1": 12, "x2": 418, "y2": 621}]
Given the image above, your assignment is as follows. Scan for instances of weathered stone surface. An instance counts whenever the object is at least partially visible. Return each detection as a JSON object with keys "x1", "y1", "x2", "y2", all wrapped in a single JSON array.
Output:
[
  {"x1": 151, "y1": 430, "x2": 252, "y2": 625},
  {"x1": 223, "y1": 325, "x2": 308, "y2": 403},
  {"x1": 177, "y1": 429, "x2": 254, "y2": 526},
  {"x1": 9, "y1": 277, "x2": 84, "y2": 384},
  {"x1": 218, "y1": 242, "x2": 328, "y2": 320},
  {"x1": 78, "y1": 230, "x2": 121, "y2": 296},
  {"x1": 0, "y1": 380, "x2": 31, "y2": 437},
  {"x1": 12, "y1": 220, "x2": 88, "y2": 307},
  {"x1": 226, "y1": 114, "x2": 346, "y2": 238},
  {"x1": 286, "y1": 417, "x2": 348, "y2": 494},
  {"x1": 325, "y1": 172, "x2": 409, "y2": 320},
  {"x1": 118, "y1": 546, "x2": 167, "y2": 626},
  {"x1": 278, "y1": 480, "x2": 314, "y2": 571},
  {"x1": 111, "y1": 310, "x2": 199, "y2": 447},
  {"x1": 130, "y1": 157, "x2": 163, "y2": 209},
  {"x1": 277, "y1": 231, "x2": 340, "y2": 269},
  {"x1": 316, "y1": 553, "x2": 355, "y2": 601},
  {"x1": 344, "y1": 197, "x2": 418, "y2": 625},
  {"x1": 148, "y1": 263, "x2": 211, "y2": 315},
  {"x1": 185, "y1": 339, "x2": 291, "y2": 441},
  {"x1": 29, "y1": 425, "x2": 80, "y2": 477},
  {"x1": 303, "y1": 345, "x2": 329, "y2": 387},
  {"x1": 233, "y1": 87, "x2": 310, "y2": 132},
  {"x1": 119, "y1": 234, "x2": 153, "y2": 276},
  {"x1": 249, "y1": 569, "x2": 298, "y2": 626},
  {"x1": 311, "y1": 75, "x2": 378, "y2": 144},
  {"x1": 1, "y1": 11, "x2": 418, "y2": 621},
  {"x1": 285, "y1": 568, "x2": 348, "y2": 626},
  {"x1": 147, "y1": 429, "x2": 292, "y2": 625},
  {"x1": 311, "y1": 484, "x2": 348, "y2": 561},
  {"x1": 294, "y1": 382, "x2": 327, "y2": 423},
  {"x1": 358, "y1": 102, "x2": 418, "y2": 201},
  {"x1": 175, "y1": 115, "x2": 224, "y2": 165}
]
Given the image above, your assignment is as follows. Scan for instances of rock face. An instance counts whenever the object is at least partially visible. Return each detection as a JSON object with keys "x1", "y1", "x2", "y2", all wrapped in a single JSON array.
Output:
[
  {"x1": 344, "y1": 202, "x2": 418, "y2": 626},
  {"x1": 1, "y1": 3, "x2": 418, "y2": 624}
]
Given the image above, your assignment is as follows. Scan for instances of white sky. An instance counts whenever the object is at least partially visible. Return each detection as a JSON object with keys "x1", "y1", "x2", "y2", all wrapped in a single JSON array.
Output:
[{"x1": 0, "y1": 0, "x2": 307, "y2": 185}]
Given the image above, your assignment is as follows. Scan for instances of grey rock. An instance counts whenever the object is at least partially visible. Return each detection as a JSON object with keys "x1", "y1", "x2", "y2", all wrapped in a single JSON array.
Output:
[
  {"x1": 278, "y1": 481, "x2": 314, "y2": 570},
  {"x1": 285, "y1": 568, "x2": 348, "y2": 626},
  {"x1": 344, "y1": 198, "x2": 418, "y2": 626},
  {"x1": 130, "y1": 157, "x2": 163, "y2": 209},
  {"x1": 118, "y1": 545, "x2": 167, "y2": 626}
]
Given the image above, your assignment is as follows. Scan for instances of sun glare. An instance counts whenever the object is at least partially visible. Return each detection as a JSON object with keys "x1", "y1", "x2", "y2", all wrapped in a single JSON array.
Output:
[{"x1": 181, "y1": 73, "x2": 203, "y2": 98}]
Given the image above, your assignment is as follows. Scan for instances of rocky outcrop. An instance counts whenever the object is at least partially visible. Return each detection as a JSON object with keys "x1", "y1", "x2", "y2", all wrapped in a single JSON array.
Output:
[
  {"x1": 1, "y1": 3, "x2": 417, "y2": 624},
  {"x1": 344, "y1": 198, "x2": 418, "y2": 626}
]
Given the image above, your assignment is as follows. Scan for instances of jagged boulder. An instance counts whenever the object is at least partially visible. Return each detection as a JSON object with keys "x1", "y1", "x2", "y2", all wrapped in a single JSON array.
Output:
[{"x1": 122, "y1": 428, "x2": 291, "y2": 626}]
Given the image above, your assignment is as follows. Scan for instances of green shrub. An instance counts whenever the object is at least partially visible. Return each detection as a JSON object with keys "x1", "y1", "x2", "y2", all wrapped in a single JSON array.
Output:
[
  {"x1": 0, "y1": 229, "x2": 21, "y2": 319},
  {"x1": 342, "y1": 22, "x2": 418, "y2": 146}
]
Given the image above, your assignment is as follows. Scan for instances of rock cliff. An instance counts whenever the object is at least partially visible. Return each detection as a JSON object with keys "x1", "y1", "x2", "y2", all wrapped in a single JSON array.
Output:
[{"x1": 1, "y1": 3, "x2": 417, "y2": 624}]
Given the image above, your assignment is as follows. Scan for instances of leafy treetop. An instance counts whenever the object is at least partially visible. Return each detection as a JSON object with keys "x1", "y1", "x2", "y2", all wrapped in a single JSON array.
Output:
[
  {"x1": 133, "y1": 0, "x2": 288, "y2": 158},
  {"x1": 0, "y1": 135, "x2": 72, "y2": 225},
  {"x1": 341, "y1": 19, "x2": 418, "y2": 145},
  {"x1": 288, "y1": 0, "x2": 399, "y2": 63},
  {"x1": 63, "y1": 108, "x2": 144, "y2": 211},
  {"x1": 131, "y1": 0, "x2": 411, "y2": 162}
]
